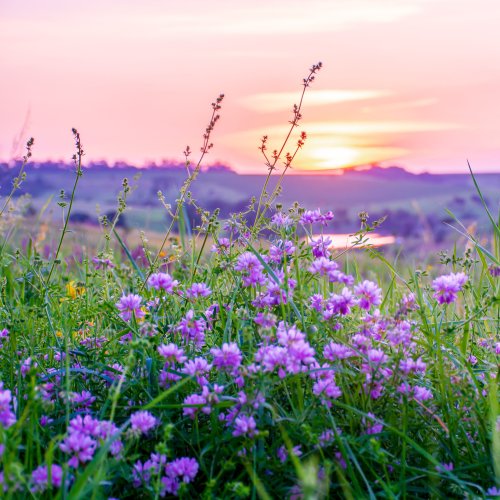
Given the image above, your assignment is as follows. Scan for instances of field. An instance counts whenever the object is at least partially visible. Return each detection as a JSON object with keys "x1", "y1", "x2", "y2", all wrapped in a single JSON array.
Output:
[{"x1": 0, "y1": 127, "x2": 499, "y2": 499}]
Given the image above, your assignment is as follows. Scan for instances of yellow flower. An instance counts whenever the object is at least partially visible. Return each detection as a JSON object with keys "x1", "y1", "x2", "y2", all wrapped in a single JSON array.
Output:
[
  {"x1": 55, "y1": 330, "x2": 63, "y2": 338},
  {"x1": 66, "y1": 281, "x2": 85, "y2": 299}
]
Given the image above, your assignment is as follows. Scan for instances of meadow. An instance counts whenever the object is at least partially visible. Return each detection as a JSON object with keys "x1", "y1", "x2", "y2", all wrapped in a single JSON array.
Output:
[{"x1": 0, "y1": 64, "x2": 499, "y2": 499}]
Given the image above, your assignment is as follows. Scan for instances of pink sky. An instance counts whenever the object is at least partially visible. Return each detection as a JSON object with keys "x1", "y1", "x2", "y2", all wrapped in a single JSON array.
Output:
[{"x1": 1, "y1": 0, "x2": 500, "y2": 173}]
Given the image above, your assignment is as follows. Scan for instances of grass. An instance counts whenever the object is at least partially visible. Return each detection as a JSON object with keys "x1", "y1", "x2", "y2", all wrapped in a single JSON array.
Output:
[{"x1": 0, "y1": 64, "x2": 499, "y2": 499}]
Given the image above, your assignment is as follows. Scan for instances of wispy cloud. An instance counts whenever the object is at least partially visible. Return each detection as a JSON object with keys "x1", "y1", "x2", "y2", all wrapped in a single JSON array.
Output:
[{"x1": 241, "y1": 90, "x2": 390, "y2": 113}]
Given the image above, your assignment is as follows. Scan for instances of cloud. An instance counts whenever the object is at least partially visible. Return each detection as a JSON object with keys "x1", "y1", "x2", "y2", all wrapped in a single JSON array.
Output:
[{"x1": 241, "y1": 89, "x2": 390, "y2": 113}]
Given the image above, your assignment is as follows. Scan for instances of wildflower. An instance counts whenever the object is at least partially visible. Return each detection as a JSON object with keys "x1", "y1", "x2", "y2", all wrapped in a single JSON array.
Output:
[
  {"x1": 165, "y1": 457, "x2": 199, "y2": 483},
  {"x1": 158, "y1": 343, "x2": 187, "y2": 364},
  {"x1": 59, "y1": 432, "x2": 97, "y2": 467},
  {"x1": 185, "y1": 282, "x2": 212, "y2": 299},
  {"x1": 182, "y1": 357, "x2": 212, "y2": 386},
  {"x1": 324, "y1": 342, "x2": 355, "y2": 361},
  {"x1": 0, "y1": 385, "x2": 16, "y2": 428},
  {"x1": 309, "y1": 257, "x2": 337, "y2": 276},
  {"x1": 271, "y1": 212, "x2": 292, "y2": 227},
  {"x1": 71, "y1": 390, "x2": 96, "y2": 409},
  {"x1": 435, "y1": 462, "x2": 454, "y2": 473},
  {"x1": 364, "y1": 412, "x2": 383, "y2": 435},
  {"x1": 309, "y1": 236, "x2": 332, "y2": 258},
  {"x1": 130, "y1": 411, "x2": 157, "y2": 435},
  {"x1": 21, "y1": 356, "x2": 36, "y2": 377},
  {"x1": 487, "y1": 486, "x2": 500, "y2": 497},
  {"x1": 325, "y1": 288, "x2": 355, "y2": 317},
  {"x1": 116, "y1": 294, "x2": 146, "y2": 322},
  {"x1": 432, "y1": 272, "x2": 468, "y2": 304},
  {"x1": 183, "y1": 393, "x2": 206, "y2": 419},
  {"x1": 300, "y1": 208, "x2": 334, "y2": 226},
  {"x1": 176, "y1": 310, "x2": 206, "y2": 347},
  {"x1": 0, "y1": 329, "x2": 9, "y2": 349},
  {"x1": 277, "y1": 445, "x2": 302, "y2": 463},
  {"x1": 211, "y1": 237, "x2": 230, "y2": 254},
  {"x1": 354, "y1": 280, "x2": 382, "y2": 310},
  {"x1": 92, "y1": 256, "x2": 114, "y2": 269},
  {"x1": 147, "y1": 272, "x2": 178, "y2": 293},
  {"x1": 232, "y1": 415, "x2": 258, "y2": 438},
  {"x1": 489, "y1": 265, "x2": 500, "y2": 277},
  {"x1": 413, "y1": 386, "x2": 433, "y2": 402},
  {"x1": 66, "y1": 280, "x2": 85, "y2": 299},
  {"x1": 211, "y1": 342, "x2": 242, "y2": 373},
  {"x1": 31, "y1": 464, "x2": 63, "y2": 492},
  {"x1": 162, "y1": 457, "x2": 199, "y2": 496},
  {"x1": 234, "y1": 252, "x2": 266, "y2": 287},
  {"x1": 254, "y1": 312, "x2": 276, "y2": 329}
]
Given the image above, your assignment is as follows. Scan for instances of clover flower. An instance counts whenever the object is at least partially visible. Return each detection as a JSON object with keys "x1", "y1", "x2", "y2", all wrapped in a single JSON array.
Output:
[
  {"x1": 116, "y1": 293, "x2": 145, "y2": 322},
  {"x1": 185, "y1": 282, "x2": 212, "y2": 299},
  {"x1": 31, "y1": 464, "x2": 63, "y2": 492},
  {"x1": 232, "y1": 415, "x2": 258, "y2": 438},
  {"x1": 130, "y1": 411, "x2": 157, "y2": 435},
  {"x1": 432, "y1": 272, "x2": 468, "y2": 304},
  {"x1": 147, "y1": 272, "x2": 179, "y2": 293},
  {"x1": 354, "y1": 280, "x2": 382, "y2": 310},
  {"x1": 0, "y1": 384, "x2": 16, "y2": 428},
  {"x1": 175, "y1": 310, "x2": 206, "y2": 347},
  {"x1": 211, "y1": 342, "x2": 242, "y2": 373}
]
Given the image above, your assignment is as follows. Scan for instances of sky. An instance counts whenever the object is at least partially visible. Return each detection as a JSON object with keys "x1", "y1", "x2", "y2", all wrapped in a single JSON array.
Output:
[{"x1": 1, "y1": 0, "x2": 500, "y2": 174}]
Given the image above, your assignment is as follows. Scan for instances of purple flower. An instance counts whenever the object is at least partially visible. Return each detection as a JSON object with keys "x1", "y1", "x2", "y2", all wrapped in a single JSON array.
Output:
[
  {"x1": 325, "y1": 288, "x2": 355, "y2": 317},
  {"x1": 185, "y1": 282, "x2": 211, "y2": 299},
  {"x1": 254, "y1": 312, "x2": 276, "y2": 329},
  {"x1": 324, "y1": 342, "x2": 355, "y2": 361},
  {"x1": 309, "y1": 236, "x2": 332, "y2": 258},
  {"x1": 232, "y1": 415, "x2": 257, "y2": 438},
  {"x1": 300, "y1": 208, "x2": 334, "y2": 226},
  {"x1": 147, "y1": 272, "x2": 178, "y2": 293},
  {"x1": 432, "y1": 272, "x2": 468, "y2": 304},
  {"x1": 277, "y1": 445, "x2": 302, "y2": 463},
  {"x1": 354, "y1": 280, "x2": 382, "y2": 310},
  {"x1": 158, "y1": 343, "x2": 186, "y2": 363},
  {"x1": 234, "y1": 252, "x2": 267, "y2": 287},
  {"x1": 271, "y1": 212, "x2": 292, "y2": 227},
  {"x1": 71, "y1": 390, "x2": 96, "y2": 409},
  {"x1": 183, "y1": 393, "x2": 206, "y2": 419},
  {"x1": 413, "y1": 386, "x2": 433, "y2": 402},
  {"x1": 489, "y1": 265, "x2": 500, "y2": 277},
  {"x1": 309, "y1": 257, "x2": 337, "y2": 276},
  {"x1": 435, "y1": 462, "x2": 454, "y2": 473},
  {"x1": 31, "y1": 464, "x2": 63, "y2": 492},
  {"x1": 176, "y1": 310, "x2": 206, "y2": 347},
  {"x1": 92, "y1": 256, "x2": 114, "y2": 269},
  {"x1": 59, "y1": 432, "x2": 97, "y2": 467},
  {"x1": 165, "y1": 457, "x2": 199, "y2": 483},
  {"x1": 0, "y1": 385, "x2": 16, "y2": 428},
  {"x1": 211, "y1": 343, "x2": 242, "y2": 373},
  {"x1": 487, "y1": 486, "x2": 500, "y2": 497},
  {"x1": 116, "y1": 293, "x2": 145, "y2": 322},
  {"x1": 182, "y1": 357, "x2": 212, "y2": 386},
  {"x1": 130, "y1": 410, "x2": 157, "y2": 435}
]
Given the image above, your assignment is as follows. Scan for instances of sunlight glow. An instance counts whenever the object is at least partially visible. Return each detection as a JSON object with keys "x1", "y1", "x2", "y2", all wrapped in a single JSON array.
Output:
[{"x1": 241, "y1": 90, "x2": 390, "y2": 113}]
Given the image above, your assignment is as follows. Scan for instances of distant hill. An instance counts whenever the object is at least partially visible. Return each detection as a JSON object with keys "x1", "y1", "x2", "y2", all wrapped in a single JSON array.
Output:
[{"x1": 1, "y1": 159, "x2": 498, "y2": 243}]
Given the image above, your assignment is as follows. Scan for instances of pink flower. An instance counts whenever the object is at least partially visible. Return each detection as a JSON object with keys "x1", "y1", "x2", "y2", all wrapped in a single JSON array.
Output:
[
  {"x1": 354, "y1": 280, "x2": 382, "y2": 310},
  {"x1": 147, "y1": 272, "x2": 178, "y2": 293},
  {"x1": 211, "y1": 342, "x2": 242, "y2": 373},
  {"x1": 130, "y1": 410, "x2": 157, "y2": 434},
  {"x1": 432, "y1": 272, "x2": 467, "y2": 304},
  {"x1": 185, "y1": 282, "x2": 212, "y2": 299},
  {"x1": 116, "y1": 294, "x2": 145, "y2": 322},
  {"x1": 232, "y1": 415, "x2": 257, "y2": 438},
  {"x1": 31, "y1": 464, "x2": 63, "y2": 492}
]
